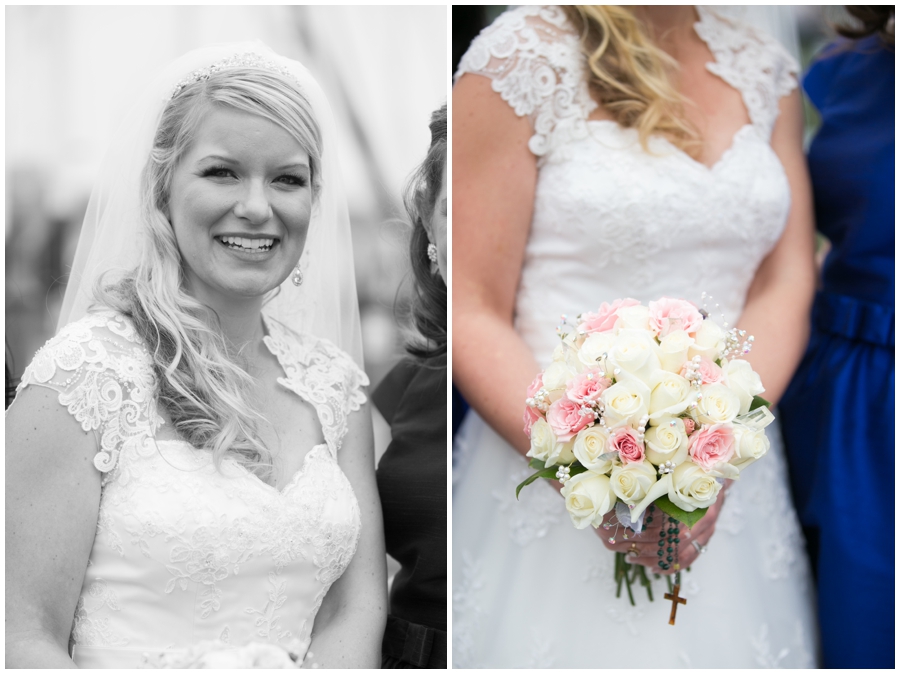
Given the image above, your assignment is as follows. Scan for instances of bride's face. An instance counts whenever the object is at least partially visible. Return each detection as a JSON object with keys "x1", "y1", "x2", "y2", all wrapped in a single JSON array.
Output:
[{"x1": 167, "y1": 105, "x2": 313, "y2": 306}]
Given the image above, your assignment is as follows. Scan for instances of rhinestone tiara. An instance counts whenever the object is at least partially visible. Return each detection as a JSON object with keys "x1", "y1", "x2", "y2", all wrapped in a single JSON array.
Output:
[{"x1": 169, "y1": 52, "x2": 299, "y2": 100}]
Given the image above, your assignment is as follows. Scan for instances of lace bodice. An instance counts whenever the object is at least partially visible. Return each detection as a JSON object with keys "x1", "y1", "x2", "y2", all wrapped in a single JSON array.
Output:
[
  {"x1": 456, "y1": 6, "x2": 798, "y2": 366},
  {"x1": 16, "y1": 310, "x2": 368, "y2": 667}
]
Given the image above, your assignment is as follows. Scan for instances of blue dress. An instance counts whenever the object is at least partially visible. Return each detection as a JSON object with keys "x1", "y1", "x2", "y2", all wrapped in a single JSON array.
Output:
[{"x1": 778, "y1": 35, "x2": 894, "y2": 669}]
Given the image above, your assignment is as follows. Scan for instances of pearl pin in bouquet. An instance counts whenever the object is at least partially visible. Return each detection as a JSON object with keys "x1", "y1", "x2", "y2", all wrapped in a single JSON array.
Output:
[{"x1": 518, "y1": 297, "x2": 773, "y2": 623}]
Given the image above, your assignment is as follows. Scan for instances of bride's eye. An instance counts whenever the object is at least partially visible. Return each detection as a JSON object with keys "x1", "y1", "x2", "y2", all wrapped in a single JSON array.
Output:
[
  {"x1": 201, "y1": 166, "x2": 235, "y2": 179},
  {"x1": 274, "y1": 174, "x2": 308, "y2": 188}
]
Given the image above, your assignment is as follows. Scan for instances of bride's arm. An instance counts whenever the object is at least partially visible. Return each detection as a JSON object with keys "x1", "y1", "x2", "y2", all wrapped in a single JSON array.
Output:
[
  {"x1": 453, "y1": 73, "x2": 544, "y2": 456},
  {"x1": 306, "y1": 401, "x2": 386, "y2": 668},
  {"x1": 735, "y1": 89, "x2": 816, "y2": 404},
  {"x1": 5, "y1": 386, "x2": 102, "y2": 668}
]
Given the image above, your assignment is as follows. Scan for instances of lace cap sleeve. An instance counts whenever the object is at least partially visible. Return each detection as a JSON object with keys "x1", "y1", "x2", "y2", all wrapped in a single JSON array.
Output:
[
  {"x1": 455, "y1": 5, "x2": 596, "y2": 158},
  {"x1": 15, "y1": 310, "x2": 163, "y2": 482},
  {"x1": 696, "y1": 7, "x2": 800, "y2": 140},
  {"x1": 262, "y1": 316, "x2": 370, "y2": 459}
]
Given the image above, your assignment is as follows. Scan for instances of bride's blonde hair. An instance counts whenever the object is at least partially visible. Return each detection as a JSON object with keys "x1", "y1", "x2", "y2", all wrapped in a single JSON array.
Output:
[
  {"x1": 97, "y1": 68, "x2": 322, "y2": 480},
  {"x1": 563, "y1": 5, "x2": 701, "y2": 157}
]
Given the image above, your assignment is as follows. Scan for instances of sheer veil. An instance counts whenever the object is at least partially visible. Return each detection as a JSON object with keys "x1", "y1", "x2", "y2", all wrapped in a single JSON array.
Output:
[{"x1": 58, "y1": 42, "x2": 364, "y2": 366}]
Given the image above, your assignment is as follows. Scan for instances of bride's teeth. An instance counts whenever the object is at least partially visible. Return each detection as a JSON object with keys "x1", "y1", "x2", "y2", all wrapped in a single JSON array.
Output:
[{"x1": 219, "y1": 236, "x2": 275, "y2": 251}]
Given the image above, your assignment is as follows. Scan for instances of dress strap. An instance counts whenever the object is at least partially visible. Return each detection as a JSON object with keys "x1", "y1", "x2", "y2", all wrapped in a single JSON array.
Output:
[
  {"x1": 694, "y1": 6, "x2": 799, "y2": 140},
  {"x1": 454, "y1": 5, "x2": 596, "y2": 159},
  {"x1": 262, "y1": 315, "x2": 369, "y2": 459}
]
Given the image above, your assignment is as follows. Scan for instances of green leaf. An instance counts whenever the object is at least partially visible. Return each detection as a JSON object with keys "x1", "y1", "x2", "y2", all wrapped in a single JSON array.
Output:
[
  {"x1": 749, "y1": 395, "x2": 771, "y2": 411},
  {"x1": 528, "y1": 458, "x2": 546, "y2": 470},
  {"x1": 515, "y1": 466, "x2": 558, "y2": 499},
  {"x1": 654, "y1": 495, "x2": 708, "y2": 529}
]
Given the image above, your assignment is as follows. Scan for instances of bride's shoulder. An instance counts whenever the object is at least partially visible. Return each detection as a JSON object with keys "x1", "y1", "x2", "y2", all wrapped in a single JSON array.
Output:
[
  {"x1": 695, "y1": 7, "x2": 799, "y2": 92},
  {"x1": 262, "y1": 315, "x2": 370, "y2": 397},
  {"x1": 456, "y1": 6, "x2": 581, "y2": 87},
  {"x1": 18, "y1": 309, "x2": 153, "y2": 395}
]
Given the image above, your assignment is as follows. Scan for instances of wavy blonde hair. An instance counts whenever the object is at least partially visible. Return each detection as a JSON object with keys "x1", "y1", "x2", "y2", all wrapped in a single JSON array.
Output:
[
  {"x1": 96, "y1": 68, "x2": 323, "y2": 480},
  {"x1": 563, "y1": 5, "x2": 701, "y2": 157}
]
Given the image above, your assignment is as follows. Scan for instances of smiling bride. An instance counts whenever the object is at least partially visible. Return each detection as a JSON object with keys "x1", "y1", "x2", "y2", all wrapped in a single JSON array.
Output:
[{"x1": 5, "y1": 43, "x2": 386, "y2": 668}]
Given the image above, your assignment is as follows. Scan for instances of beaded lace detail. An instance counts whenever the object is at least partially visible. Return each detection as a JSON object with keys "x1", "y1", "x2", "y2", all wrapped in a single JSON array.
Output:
[
  {"x1": 17, "y1": 310, "x2": 365, "y2": 658},
  {"x1": 455, "y1": 6, "x2": 798, "y2": 159}
]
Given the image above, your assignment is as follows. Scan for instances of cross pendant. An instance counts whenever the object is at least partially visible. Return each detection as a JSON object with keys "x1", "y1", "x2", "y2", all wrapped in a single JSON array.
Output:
[{"x1": 664, "y1": 584, "x2": 687, "y2": 625}]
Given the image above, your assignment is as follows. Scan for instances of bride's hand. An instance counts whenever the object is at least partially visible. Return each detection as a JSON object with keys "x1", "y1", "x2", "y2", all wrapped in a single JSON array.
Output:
[{"x1": 596, "y1": 491, "x2": 725, "y2": 575}]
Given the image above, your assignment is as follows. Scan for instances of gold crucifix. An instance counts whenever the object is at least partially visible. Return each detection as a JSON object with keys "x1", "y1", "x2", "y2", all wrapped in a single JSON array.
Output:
[{"x1": 664, "y1": 584, "x2": 687, "y2": 625}]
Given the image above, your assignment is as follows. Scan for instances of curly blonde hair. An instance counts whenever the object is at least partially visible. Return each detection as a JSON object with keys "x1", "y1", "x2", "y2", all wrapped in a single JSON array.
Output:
[
  {"x1": 563, "y1": 5, "x2": 701, "y2": 158},
  {"x1": 97, "y1": 68, "x2": 323, "y2": 480}
]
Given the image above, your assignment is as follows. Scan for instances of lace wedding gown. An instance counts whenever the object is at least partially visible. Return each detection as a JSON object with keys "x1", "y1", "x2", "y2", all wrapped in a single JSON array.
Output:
[
  {"x1": 452, "y1": 7, "x2": 817, "y2": 668},
  {"x1": 17, "y1": 310, "x2": 368, "y2": 668}
]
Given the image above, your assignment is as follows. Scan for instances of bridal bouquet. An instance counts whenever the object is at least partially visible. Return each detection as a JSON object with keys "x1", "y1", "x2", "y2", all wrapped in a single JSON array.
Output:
[
  {"x1": 140, "y1": 639, "x2": 309, "y2": 668},
  {"x1": 518, "y1": 297, "x2": 773, "y2": 619}
]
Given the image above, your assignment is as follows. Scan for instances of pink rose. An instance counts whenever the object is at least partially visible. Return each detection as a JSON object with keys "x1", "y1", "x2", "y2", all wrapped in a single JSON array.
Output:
[
  {"x1": 523, "y1": 406, "x2": 543, "y2": 437},
  {"x1": 565, "y1": 369, "x2": 611, "y2": 404},
  {"x1": 648, "y1": 298, "x2": 704, "y2": 338},
  {"x1": 607, "y1": 426, "x2": 645, "y2": 464},
  {"x1": 682, "y1": 418, "x2": 696, "y2": 435},
  {"x1": 546, "y1": 398, "x2": 594, "y2": 441},
  {"x1": 578, "y1": 298, "x2": 640, "y2": 334},
  {"x1": 526, "y1": 373, "x2": 544, "y2": 399},
  {"x1": 681, "y1": 356, "x2": 723, "y2": 385},
  {"x1": 688, "y1": 423, "x2": 735, "y2": 471}
]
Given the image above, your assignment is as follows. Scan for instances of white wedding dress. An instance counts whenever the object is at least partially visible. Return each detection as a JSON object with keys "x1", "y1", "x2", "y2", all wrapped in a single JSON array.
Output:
[
  {"x1": 452, "y1": 6, "x2": 818, "y2": 668},
  {"x1": 17, "y1": 310, "x2": 368, "y2": 668}
]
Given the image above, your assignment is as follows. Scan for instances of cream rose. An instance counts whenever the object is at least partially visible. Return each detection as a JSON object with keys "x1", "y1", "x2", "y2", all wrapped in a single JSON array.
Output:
[
  {"x1": 688, "y1": 319, "x2": 726, "y2": 361},
  {"x1": 606, "y1": 329, "x2": 662, "y2": 387},
  {"x1": 696, "y1": 383, "x2": 741, "y2": 425},
  {"x1": 668, "y1": 462, "x2": 722, "y2": 511},
  {"x1": 644, "y1": 419, "x2": 689, "y2": 465},
  {"x1": 724, "y1": 359, "x2": 765, "y2": 415},
  {"x1": 542, "y1": 361, "x2": 577, "y2": 394},
  {"x1": 657, "y1": 329, "x2": 694, "y2": 373},
  {"x1": 561, "y1": 472, "x2": 617, "y2": 529},
  {"x1": 600, "y1": 379, "x2": 651, "y2": 430},
  {"x1": 578, "y1": 331, "x2": 617, "y2": 371},
  {"x1": 610, "y1": 460, "x2": 658, "y2": 505},
  {"x1": 614, "y1": 304, "x2": 651, "y2": 332},
  {"x1": 730, "y1": 424, "x2": 770, "y2": 470},
  {"x1": 526, "y1": 418, "x2": 556, "y2": 463},
  {"x1": 573, "y1": 426, "x2": 614, "y2": 474},
  {"x1": 647, "y1": 370, "x2": 693, "y2": 422}
]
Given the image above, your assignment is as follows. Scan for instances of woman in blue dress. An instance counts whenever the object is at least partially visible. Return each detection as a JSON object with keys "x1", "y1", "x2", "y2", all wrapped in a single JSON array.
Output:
[{"x1": 778, "y1": 6, "x2": 894, "y2": 668}]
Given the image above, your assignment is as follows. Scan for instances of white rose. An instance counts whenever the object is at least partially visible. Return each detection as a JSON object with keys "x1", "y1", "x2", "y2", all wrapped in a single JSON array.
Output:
[
  {"x1": 647, "y1": 370, "x2": 693, "y2": 422},
  {"x1": 644, "y1": 419, "x2": 689, "y2": 466},
  {"x1": 696, "y1": 383, "x2": 741, "y2": 425},
  {"x1": 542, "y1": 361, "x2": 577, "y2": 393},
  {"x1": 614, "y1": 305, "x2": 651, "y2": 332},
  {"x1": 526, "y1": 419, "x2": 556, "y2": 463},
  {"x1": 607, "y1": 329, "x2": 662, "y2": 387},
  {"x1": 688, "y1": 319, "x2": 726, "y2": 360},
  {"x1": 600, "y1": 379, "x2": 651, "y2": 430},
  {"x1": 546, "y1": 439, "x2": 576, "y2": 468},
  {"x1": 730, "y1": 424, "x2": 770, "y2": 470},
  {"x1": 573, "y1": 426, "x2": 614, "y2": 474},
  {"x1": 561, "y1": 472, "x2": 616, "y2": 529},
  {"x1": 610, "y1": 460, "x2": 658, "y2": 505},
  {"x1": 657, "y1": 329, "x2": 694, "y2": 373},
  {"x1": 551, "y1": 343, "x2": 567, "y2": 363},
  {"x1": 668, "y1": 462, "x2": 722, "y2": 511},
  {"x1": 578, "y1": 332, "x2": 617, "y2": 371},
  {"x1": 724, "y1": 359, "x2": 765, "y2": 415}
]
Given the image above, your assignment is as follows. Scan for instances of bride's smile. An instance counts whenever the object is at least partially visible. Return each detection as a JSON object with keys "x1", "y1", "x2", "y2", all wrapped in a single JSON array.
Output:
[{"x1": 167, "y1": 105, "x2": 313, "y2": 306}]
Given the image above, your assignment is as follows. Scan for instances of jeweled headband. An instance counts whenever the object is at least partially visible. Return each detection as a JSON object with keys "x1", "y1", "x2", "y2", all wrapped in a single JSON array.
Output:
[{"x1": 169, "y1": 52, "x2": 300, "y2": 100}]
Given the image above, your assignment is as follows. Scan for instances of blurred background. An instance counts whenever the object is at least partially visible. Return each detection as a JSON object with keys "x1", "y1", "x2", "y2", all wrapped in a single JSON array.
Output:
[{"x1": 5, "y1": 5, "x2": 448, "y2": 395}]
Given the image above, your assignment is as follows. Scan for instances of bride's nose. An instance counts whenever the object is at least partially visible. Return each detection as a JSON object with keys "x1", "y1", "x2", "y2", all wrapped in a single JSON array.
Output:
[{"x1": 233, "y1": 180, "x2": 273, "y2": 224}]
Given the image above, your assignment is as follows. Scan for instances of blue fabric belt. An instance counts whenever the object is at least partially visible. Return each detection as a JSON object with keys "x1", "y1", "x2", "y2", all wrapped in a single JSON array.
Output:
[{"x1": 813, "y1": 291, "x2": 894, "y2": 347}]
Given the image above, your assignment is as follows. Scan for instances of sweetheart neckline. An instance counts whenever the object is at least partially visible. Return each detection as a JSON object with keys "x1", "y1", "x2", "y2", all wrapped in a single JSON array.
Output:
[{"x1": 153, "y1": 439, "x2": 330, "y2": 496}]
